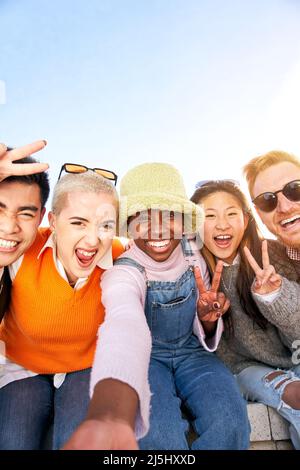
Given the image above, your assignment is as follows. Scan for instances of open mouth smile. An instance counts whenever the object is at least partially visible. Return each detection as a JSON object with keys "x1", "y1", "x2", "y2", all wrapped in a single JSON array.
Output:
[
  {"x1": 0, "y1": 238, "x2": 19, "y2": 251},
  {"x1": 279, "y1": 215, "x2": 300, "y2": 229},
  {"x1": 213, "y1": 235, "x2": 233, "y2": 248},
  {"x1": 75, "y1": 248, "x2": 97, "y2": 267}
]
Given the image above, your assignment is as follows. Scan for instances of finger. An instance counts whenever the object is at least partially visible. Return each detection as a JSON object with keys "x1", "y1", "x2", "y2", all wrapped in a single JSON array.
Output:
[
  {"x1": 199, "y1": 312, "x2": 213, "y2": 322},
  {"x1": 261, "y1": 239, "x2": 270, "y2": 269},
  {"x1": 270, "y1": 273, "x2": 282, "y2": 287},
  {"x1": 261, "y1": 265, "x2": 275, "y2": 285},
  {"x1": 253, "y1": 278, "x2": 261, "y2": 290},
  {"x1": 221, "y1": 299, "x2": 230, "y2": 314},
  {"x1": 194, "y1": 266, "x2": 207, "y2": 295},
  {"x1": 0, "y1": 143, "x2": 7, "y2": 157},
  {"x1": 216, "y1": 292, "x2": 226, "y2": 304},
  {"x1": 244, "y1": 246, "x2": 262, "y2": 276},
  {"x1": 8, "y1": 140, "x2": 47, "y2": 162},
  {"x1": 8, "y1": 162, "x2": 49, "y2": 175},
  {"x1": 211, "y1": 260, "x2": 223, "y2": 293}
]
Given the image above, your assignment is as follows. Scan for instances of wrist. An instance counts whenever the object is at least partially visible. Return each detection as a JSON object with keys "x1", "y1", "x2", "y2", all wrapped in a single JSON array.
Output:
[
  {"x1": 199, "y1": 318, "x2": 217, "y2": 336},
  {"x1": 87, "y1": 379, "x2": 138, "y2": 430}
]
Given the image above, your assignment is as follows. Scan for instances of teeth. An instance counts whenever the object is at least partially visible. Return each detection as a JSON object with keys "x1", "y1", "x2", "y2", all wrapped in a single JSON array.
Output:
[
  {"x1": 215, "y1": 235, "x2": 231, "y2": 240},
  {"x1": 280, "y1": 215, "x2": 300, "y2": 226},
  {"x1": 0, "y1": 238, "x2": 18, "y2": 248},
  {"x1": 148, "y1": 240, "x2": 170, "y2": 248},
  {"x1": 77, "y1": 249, "x2": 96, "y2": 257}
]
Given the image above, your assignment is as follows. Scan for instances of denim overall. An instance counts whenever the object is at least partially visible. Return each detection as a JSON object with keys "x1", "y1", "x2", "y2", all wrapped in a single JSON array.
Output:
[{"x1": 115, "y1": 238, "x2": 250, "y2": 450}]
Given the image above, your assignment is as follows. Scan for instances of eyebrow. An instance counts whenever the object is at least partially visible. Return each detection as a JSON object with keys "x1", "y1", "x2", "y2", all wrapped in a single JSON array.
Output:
[
  {"x1": 69, "y1": 217, "x2": 116, "y2": 224},
  {"x1": 100, "y1": 219, "x2": 116, "y2": 225},
  {"x1": 0, "y1": 202, "x2": 38, "y2": 212},
  {"x1": 69, "y1": 217, "x2": 89, "y2": 222},
  {"x1": 205, "y1": 206, "x2": 238, "y2": 211},
  {"x1": 19, "y1": 205, "x2": 39, "y2": 212}
]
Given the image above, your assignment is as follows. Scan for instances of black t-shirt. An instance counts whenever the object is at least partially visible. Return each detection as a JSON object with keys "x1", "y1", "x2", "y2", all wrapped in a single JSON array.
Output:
[{"x1": 0, "y1": 266, "x2": 11, "y2": 322}]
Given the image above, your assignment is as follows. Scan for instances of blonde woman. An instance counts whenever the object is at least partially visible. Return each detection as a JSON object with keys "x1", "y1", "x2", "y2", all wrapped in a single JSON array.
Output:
[{"x1": 0, "y1": 165, "x2": 123, "y2": 449}]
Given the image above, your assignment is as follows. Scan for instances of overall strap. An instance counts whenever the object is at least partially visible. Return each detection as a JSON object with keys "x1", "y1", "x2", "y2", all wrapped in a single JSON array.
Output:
[
  {"x1": 114, "y1": 256, "x2": 146, "y2": 275},
  {"x1": 181, "y1": 237, "x2": 199, "y2": 267}
]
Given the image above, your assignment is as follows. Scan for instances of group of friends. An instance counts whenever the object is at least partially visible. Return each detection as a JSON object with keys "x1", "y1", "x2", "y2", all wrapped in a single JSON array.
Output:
[{"x1": 0, "y1": 140, "x2": 299, "y2": 450}]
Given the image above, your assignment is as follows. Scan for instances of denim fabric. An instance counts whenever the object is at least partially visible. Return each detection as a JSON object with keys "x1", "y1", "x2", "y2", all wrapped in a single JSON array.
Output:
[
  {"x1": 0, "y1": 368, "x2": 91, "y2": 449},
  {"x1": 237, "y1": 364, "x2": 300, "y2": 450},
  {"x1": 116, "y1": 239, "x2": 250, "y2": 450}
]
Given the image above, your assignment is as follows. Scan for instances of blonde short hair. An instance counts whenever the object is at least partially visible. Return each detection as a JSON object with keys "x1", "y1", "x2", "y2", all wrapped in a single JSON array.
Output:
[
  {"x1": 243, "y1": 150, "x2": 300, "y2": 198},
  {"x1": 52, "y1": 171, "x2": 118, "y2": 215}
]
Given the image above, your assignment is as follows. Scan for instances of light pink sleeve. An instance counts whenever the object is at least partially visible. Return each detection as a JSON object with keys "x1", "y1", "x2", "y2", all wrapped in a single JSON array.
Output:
[
  {"x1": 193, "y1": 252, "x2": 224, "y2": 351},
  {"x1": 193, "y1": 316, "x2": 224, "y2": 352},
  {"x1": 90, "y1": 266, "x2": 152, "y2": 439}
]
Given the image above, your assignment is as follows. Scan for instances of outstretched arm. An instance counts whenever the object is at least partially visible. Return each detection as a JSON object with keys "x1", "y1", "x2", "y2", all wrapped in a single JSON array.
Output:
[
  {"x1": 62, "y1": 265, "x2": 152, "y2": 450},
  {"x1": 62, "y1": 379, "x2": 139, "y2": 450}
]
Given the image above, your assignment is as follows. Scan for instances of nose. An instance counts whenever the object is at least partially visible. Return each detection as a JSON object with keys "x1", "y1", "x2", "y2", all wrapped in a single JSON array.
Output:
[
  {"x1": 215, "y1": 215, "x2": 230, "y2": 230},
  {"x1": 276, "y1": 192, "x2": 297, "y2": 213},
  {"x1": 150, "y1": 213, "x2": 171, "y2": 239},
  {"x1": 0, "y1": 213, "x2": 20, "y2": 235},
  {"x1": 84, "y1": 225, "x2": 100, "y2": 247}
]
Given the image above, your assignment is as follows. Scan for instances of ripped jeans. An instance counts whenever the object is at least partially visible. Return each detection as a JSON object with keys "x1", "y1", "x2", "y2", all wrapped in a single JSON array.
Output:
[{"x1": 237, "y1": 365, "x2": 300, "y2": 450}]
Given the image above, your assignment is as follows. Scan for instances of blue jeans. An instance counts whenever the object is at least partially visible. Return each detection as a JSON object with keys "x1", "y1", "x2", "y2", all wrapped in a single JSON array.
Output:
[
  {"x1": 0, "y1": 368, "x2": 91, "y2": 450},
  {"x1": 139, "y1": 350, "x2": 250, "y2": 450},
  {"x1": 116, "y1": 241, "x2": 250, "y2": 450},
  {"x1": 237, "y1": 364, "x2": 300, "y2": 450}
]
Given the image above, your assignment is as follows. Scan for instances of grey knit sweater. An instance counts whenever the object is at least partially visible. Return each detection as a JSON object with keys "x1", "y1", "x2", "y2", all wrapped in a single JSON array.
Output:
[{"x1": 216, "y1": 240, "x2": 300, "y2": 374}]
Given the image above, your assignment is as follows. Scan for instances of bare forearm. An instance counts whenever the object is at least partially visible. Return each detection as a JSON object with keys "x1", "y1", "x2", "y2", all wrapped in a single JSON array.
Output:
[
  {"x1": 200, "y1": 319, "x2": 217, "y2": 337},
  {"x1": 87, "y1": 379, "x2": 139, "y2": 430}
]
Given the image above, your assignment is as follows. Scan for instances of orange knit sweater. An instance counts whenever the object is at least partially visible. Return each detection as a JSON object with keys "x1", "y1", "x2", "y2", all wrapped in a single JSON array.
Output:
[{"x1": 0, "y1": 228, "x2": 124, "y2": 373}]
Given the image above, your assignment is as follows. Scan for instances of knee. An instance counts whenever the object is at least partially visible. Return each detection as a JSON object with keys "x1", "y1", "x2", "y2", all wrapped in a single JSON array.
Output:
[
  {"x1": 265, "y1": 370, "x2": 300, "y2": 410},
  {"x1": 214, "y1": 396, "x2": 250, "y2": 448},
  {"x1": 139, "y1": 426, "x2": 189, "y2": 450},
  {"x1": 282, "y1": 381, "x2": 300, "y2": 410}
]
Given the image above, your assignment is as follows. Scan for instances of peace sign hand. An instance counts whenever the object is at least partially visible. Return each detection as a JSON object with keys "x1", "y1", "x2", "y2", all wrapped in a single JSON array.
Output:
[
  {"x1": 194, "y1": 261, "x2": 230, "y2": 323},
  {"x1": 0, "y1": 141, "x2": 49, "y2": 182},
  {"x1": 244, "y1": 240, "x2": 282, "y2": 295}
]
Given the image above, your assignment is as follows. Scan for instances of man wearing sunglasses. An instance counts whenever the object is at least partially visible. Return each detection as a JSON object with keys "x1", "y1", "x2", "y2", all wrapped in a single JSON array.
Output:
[{"x1": 244, "y1": 150, "x2": 300, "y2": 257}]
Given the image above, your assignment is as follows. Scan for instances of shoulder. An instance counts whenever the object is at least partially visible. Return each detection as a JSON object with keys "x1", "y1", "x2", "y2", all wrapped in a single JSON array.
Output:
[
  {"x1": 268, "y1": 239, "x2": 298, "y2": 281},
  {"x1": 37, "y1": 227, "x2": 52, "y2": 243},
  {"x1": 267, "y1": 239, "x2": 286, "y2": 258},
  {"x1": 22, "y1": 226, "x2": 51, "y2": 256},
  {"x1": 112, "y1": 237, "x2": 125, "y2": 260}
]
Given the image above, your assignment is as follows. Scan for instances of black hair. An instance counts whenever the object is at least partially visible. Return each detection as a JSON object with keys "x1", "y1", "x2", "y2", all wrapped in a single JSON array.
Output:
[{"x1": 4, "y1": 153, "x2": 50, "y2": 208}]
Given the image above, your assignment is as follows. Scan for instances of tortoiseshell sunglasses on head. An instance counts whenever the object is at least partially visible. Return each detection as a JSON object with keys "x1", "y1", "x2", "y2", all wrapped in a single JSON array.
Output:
[{"x1": 58, "y1": 163, "x2": 118, "y2": 185}]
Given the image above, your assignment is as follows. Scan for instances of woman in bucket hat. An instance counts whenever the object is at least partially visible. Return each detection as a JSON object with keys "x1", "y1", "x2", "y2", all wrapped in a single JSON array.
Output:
[{"x1": 64, "y1": 163, "x2": 250, "y2": 450}]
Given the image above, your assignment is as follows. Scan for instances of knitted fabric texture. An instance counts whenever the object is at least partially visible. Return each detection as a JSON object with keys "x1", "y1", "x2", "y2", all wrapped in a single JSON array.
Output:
[
  {"x1": 217, "y1": 239, "x2": 300, "y2": 374},
  {"x1": 118, "y1": 162, "x2": 203, "y2": 237}
]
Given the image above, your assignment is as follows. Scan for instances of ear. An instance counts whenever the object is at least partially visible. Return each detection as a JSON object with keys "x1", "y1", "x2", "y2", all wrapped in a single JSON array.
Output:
[{"x1": 48, "y1": 211, "x2": 56, "y2": 231}]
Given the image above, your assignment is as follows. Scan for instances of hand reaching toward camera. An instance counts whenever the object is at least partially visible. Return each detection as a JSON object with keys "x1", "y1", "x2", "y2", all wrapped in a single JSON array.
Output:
[{"x1": 62, "y1": 419, "x2": 138, "y2": 450}]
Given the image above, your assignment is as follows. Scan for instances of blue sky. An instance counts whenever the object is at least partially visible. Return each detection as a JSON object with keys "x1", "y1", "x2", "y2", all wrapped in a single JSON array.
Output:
[{"x1": 1, "y1": 0, "x2": 300, "y2": 210}]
